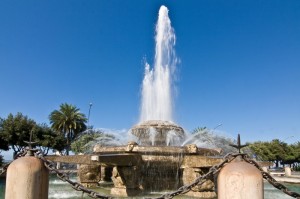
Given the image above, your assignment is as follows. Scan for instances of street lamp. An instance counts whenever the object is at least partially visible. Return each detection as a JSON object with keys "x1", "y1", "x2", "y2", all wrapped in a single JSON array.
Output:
[
  {"x1": 213, "y1": 124, "x2": 223, "y2": 130},
  {"x1": 87, "y1": 103, "x2": 92, "y2": 129}
]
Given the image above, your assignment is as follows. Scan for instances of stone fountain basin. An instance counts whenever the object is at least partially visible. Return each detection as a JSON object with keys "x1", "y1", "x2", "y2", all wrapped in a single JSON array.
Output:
[
  {"x1": 46, "y1": 144, "x2": 223, "y2": 196},
  {"x1": 46, "y1": 144, "x2": 223, "y2": 168},
  {"x1": 93, "y1": 144, "x2": 223, "y2": 168}
]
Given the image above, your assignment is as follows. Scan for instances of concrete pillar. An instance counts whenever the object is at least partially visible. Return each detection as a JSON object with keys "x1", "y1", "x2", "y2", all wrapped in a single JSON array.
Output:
[
  {"x1": 5, "y1": 156, "x2": 49, "y2": 199},
  {"x1": 285, "y1": 166, "x2": 292, "y2": 176},
  {"x1": 218, "y1": 157, "x2": 263, "y2": 199}
]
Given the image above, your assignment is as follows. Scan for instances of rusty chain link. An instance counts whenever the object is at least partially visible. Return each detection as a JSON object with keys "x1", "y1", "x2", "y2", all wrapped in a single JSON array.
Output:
[
  {"x1": 0, "y1": 162, "x2": 10, "y2": 176},
  {"x1": 34, "y1": 149, "x2": 114, "y2": 199},
  {"x1": 242, "y1": 154, "x2": 300, "y2": 199},
  {"x1": 151, "y1": 153, "x2": 240, "y2": 199},
  {"x1": 0, "y1": 148, "x2": 28, "y2": 176}
]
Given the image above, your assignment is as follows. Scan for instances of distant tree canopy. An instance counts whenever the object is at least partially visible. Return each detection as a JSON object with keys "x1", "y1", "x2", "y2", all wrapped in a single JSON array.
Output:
[
  {"x1": 0, "y1": 113, "x2": 66, "y2": 156},
  {"x1": 0, "y1": 113, "x2": 36, "y2": 153},
  {"x1": 0, "y1": 118, "x2": 9, "y2": 151},
  {"x1": 247, "y1": 140, "x2": 300, "y2": 168},
  {"x1": 33, "y1": 124, "x2": 67, "y2": 155},
  {"x1": 71, "y1": 129, "x2": 118, "y2": 154},
  {"x1": 49, "y1": 103, "x2": 87, "y2": 155},
  {"x1": 191, "y1": 126, "x2": 300, "y2": 169},
  {"x1": 190, "y1": 127, "x2": 235, "y2": 154}
]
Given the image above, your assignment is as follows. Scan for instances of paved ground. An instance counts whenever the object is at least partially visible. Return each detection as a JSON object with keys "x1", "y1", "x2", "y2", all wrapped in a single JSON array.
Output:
[{"x1": 271, "y1": 172, "x2": 300, "y2": 184}]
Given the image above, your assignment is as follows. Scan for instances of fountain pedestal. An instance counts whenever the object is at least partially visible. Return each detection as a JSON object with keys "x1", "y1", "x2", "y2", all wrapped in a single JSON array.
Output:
[
  {"x1": 110, "y1": 166, "x2": 142, "y2": 196},
  {"x1": 131, "y1": 120, "x2": 185, "y2": 146},
  {"x1": 78, "y1": 164, "x2": 101, "y2": 188},
  {"x1": 91, "y1": 143, "x2": 222, "y2": 197}
]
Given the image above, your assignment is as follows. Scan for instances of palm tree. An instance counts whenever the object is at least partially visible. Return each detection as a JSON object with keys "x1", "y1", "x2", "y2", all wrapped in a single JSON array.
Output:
[{"x1": 49, "y1": 103, "x2": 87, "y2": 155}]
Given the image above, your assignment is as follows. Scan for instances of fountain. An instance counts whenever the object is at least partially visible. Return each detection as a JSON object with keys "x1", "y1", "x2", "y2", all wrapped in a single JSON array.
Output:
[
  {"x1": 134, "y1": 5, "x2": 184, "y2": 147},
  {"x1": 84, "y1": 6, "x2": 223, "y2": 198},
  {"x1": 48, "y1": 5, "x2": 224, "y2": 198}
]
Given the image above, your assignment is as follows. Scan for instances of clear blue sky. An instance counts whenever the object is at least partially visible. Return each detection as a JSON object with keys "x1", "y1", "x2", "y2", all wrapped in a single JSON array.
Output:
[{"x1": 0, "y1": 1, "x2": 299, "y2": 145}]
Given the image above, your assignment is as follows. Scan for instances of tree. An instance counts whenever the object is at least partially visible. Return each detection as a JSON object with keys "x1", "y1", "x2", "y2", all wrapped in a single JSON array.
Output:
[
  {"x1": 0, "y1": 113, "x2": 67, "y2": 157},
  {"x1": 191, "y1": 127, "x2": 207, "y2": 134},
  {"x1": 269, "y1": 139, "x2": 289, "y2": 167},
  {"x1": 0, "y1": 113, "x2": 36, "y2": 154},
  {"x1": 189, "y1": 127, "x2": 235, "y2": 154},
  {"x1": 71, "y1": 129, "x2": 118, "y2": 154},
  {"x1": 282, "y1": 142, "x2": 300, "y2": 168},
  {"x1": 49, "y1": 103, "x2": 87, "y2": 155},
  {"x1": 248, "y1": 141, "x2": 274, "y2": 162},
  {"x1": 71, "y1": 132, "x2": 100, "y2": 154},
  {"x1": 0, "y1": 118, "x2": 9, "y2": 151},
  {"x1": 248, "y1": 139, "x2": 299, "y2": 167},
  {"x1": 33, "y1": 124, "x2": 67, "y2": 155}
]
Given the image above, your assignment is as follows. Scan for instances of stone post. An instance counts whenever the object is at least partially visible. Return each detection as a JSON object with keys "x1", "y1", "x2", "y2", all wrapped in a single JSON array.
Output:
[
  {"x1": 5, "y1": 156, "x2": 49, "y2": 199},
  {"x1": 218, "y1": 156, "x2": 263, "y2": 199},
  {"x1": 285, "y1": 166, "x2": 292, "y2": 176}
]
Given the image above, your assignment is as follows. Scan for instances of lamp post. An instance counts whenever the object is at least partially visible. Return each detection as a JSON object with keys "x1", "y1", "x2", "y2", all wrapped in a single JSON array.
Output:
[
  {"x1": 87, "y1": 103, "x2": 92, "y2": 129},
  {"x1": 213, "y1": 124, "x2": 222, "y2": 130}
]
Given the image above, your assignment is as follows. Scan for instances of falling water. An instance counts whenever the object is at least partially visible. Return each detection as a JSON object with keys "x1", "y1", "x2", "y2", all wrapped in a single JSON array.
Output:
[{"x1": 140, "y1": 5, "x2": 177, "y2": 122}]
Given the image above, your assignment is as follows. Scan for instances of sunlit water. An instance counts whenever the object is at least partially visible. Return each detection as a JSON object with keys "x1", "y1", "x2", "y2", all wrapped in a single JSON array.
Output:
[
  {"x1": 140, "y1": 5, "x2": 177, "y2": 122},
  {"x1": 1, "y1": 175, "x2": 299, "y2": 199}
]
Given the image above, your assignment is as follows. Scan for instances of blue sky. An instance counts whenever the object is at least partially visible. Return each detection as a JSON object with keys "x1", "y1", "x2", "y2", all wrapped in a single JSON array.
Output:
[{"x1": 0, "y1": 0, "x2": 299, "y2": 148}]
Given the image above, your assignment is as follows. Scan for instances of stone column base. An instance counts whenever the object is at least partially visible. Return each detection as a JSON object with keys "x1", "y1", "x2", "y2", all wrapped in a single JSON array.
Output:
[{"x1": 111, "y1": 188, "x2": 141, "y2": 197}]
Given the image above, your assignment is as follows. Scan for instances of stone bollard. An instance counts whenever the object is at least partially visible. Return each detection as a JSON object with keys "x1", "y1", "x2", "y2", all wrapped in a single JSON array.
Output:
[
  {"x1": 217, "y1": 156, "x2": 263, "y2": 199},
  {"x1": 5, "y1": 155, "x2": 49, "y2": 199},
  {"x1": 285, "y1": 166, "x2": 292, "y2": 177},
  {"x1": 262, "y1": 166, "x2": 268, "y2": 173}
]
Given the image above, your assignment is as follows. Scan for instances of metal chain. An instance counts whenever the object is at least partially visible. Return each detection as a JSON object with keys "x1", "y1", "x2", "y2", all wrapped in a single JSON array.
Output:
[
  {"x1": 34, "y1": 150, "x2": 238, "y2": 199},
  {"x1": 0, "y1": 148, "x2": 28, "y2": 176},
  {"x1": 5, "y1": 148, "x2": 299, "y2": 199},
  {"x1": 34, "y1": 149, "x2": 114, "y2": 199},
  {"x1": 242, "y1": 154, "x2": 300, "y2": 199},
  {"x1": 0, "y1": 162, "x2": 10, "y2": 176},
  {"x1": 151, "y1": 153, "x2": 240, "y2": 199}
]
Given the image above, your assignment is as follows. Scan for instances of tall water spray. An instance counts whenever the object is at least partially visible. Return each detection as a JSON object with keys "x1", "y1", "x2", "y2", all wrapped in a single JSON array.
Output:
[{"x1": 140, "y1": 5, "x2": 177, "y2": 122}]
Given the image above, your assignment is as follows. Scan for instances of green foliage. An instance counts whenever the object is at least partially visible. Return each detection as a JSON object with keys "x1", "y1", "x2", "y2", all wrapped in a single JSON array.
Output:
[
  {"x1": 0, "y1": 113, "x2": 66, "y2": 156},
  {"x1": 32, "y1": 124, "x2": 67, "y2": 155},
  {"x1": 71, "y1": 133, "x2": 100, "y2": 154},
  {"x1": 0, "y1": 118, "x2": 9, "y2": 151},
  {"x1": 191, "y1": 127, "x2": 207, "y2": 134},
  {"x1": 189, "y1": 127, "x2": 235, "y2": 154},
  {"x1": 0, "y1": 113, "x2": 36, "y2": 153},
  {"x1": 0, "y1": 155, "x2": 4, "y2": 166},
  {"x1": 248, "y1": 139, "x2": 300, "y2": 167},
  {"x1": 49, "y1": 103, "x2": 87, "y2": 155},
  {"x1": 71, "y1": 129, "x2": 118, "y2": 154}
]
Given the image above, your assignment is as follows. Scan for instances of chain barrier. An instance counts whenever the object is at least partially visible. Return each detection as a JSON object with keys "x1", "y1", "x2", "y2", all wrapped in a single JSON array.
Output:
[
  {"x1": 2, "y1": 148, "x2": 300, "y2": 199},
  {"x1": 0, "y1": 148, "x2": 28, "y2": 176},
  {"x1": 242, "y1": 154, "x2": 300, "y2": 199},
  {"x1": 33, "y1": 150, "x2": 237, "y2": 199},
  {"x1": 150, "y1": 153, "x2": 240, "y2": 199},
  {"x1": 34, "y1": 149, "x2": 114, "y2": 199}
]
